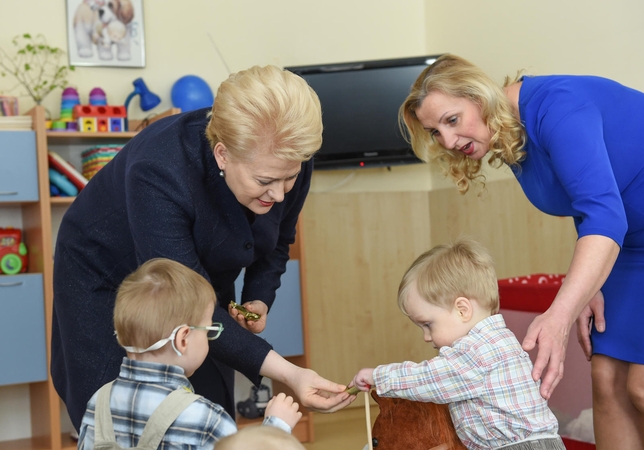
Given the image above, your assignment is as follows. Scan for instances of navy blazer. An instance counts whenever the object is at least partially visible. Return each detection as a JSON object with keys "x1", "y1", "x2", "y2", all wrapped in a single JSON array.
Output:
[{"x1": 51, "y1": 108, "x2": 313, "y2": 428}]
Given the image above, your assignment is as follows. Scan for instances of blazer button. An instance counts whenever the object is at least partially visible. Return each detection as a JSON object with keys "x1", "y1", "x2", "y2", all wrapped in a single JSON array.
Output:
[{"x1": 244, "y1": 242, "x2": 253, "y2": 250}]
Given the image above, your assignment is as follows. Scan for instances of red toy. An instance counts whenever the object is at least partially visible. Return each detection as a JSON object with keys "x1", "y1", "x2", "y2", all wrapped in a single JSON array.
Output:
[
  {"x1": 0, "y1": 227, "x2": 28, "y2": 275},
  {"x1": 73, "y1": 104, "x2": 127, "y2": 132}
]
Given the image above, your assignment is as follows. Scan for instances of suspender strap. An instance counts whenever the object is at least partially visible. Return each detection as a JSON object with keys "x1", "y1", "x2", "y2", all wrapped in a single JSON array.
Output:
[
  {"x1": 137, "y1": 388, "x2": 201, "y2": 449},
  {"x1": 94, "y1": 382, "x2": 118, "y2": 444},
  {"x1": 93, "y1": 382, "x2": 201, "y2": 449}
]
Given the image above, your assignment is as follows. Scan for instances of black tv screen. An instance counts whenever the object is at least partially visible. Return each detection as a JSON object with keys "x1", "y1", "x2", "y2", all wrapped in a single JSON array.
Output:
[{"x1": 286, "y1": 55, "x2": 442, "y2": 170}]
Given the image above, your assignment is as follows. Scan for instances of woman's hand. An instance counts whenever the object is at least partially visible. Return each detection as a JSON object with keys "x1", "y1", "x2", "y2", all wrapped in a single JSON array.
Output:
[
  {"x1": 521, "y1": 307, "x2": 572, "y2": 400},
  {"x1": 259, "y1": 351, "x2": 355, "y2": 414},
  {"x1": 289, "y1": 366, "x2": 356, "y2": 413},
  {"x1": 576, "y1": 290, "x2": 605, "y2": 361},
  {"x1": 228, "y1": 300, "x2": 268, "y2": 333},
  {"x1": 265, "y1": 392, "x2": 302, "y2": 430}
]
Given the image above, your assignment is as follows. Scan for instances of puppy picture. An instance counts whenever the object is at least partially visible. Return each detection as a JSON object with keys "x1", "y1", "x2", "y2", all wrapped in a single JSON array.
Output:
[{"x1": 66, "y1": 0, "x2": 146, "y2": 67}]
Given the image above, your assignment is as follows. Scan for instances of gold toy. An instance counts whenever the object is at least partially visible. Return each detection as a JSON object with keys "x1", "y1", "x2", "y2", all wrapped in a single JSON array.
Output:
[{"x1": 230, "y1": 301, "x2": 261, "y2": 321}]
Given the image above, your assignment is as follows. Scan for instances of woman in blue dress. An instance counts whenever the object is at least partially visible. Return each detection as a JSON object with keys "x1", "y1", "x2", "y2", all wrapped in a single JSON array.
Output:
[{"x1": 399, "y1": 54, "x2": 644, "y2": 449}]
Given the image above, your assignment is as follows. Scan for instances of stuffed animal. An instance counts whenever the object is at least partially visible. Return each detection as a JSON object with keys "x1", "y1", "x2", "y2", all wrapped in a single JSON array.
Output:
[{"x1": 366, "y1": 391, "x2": 466, "y2": 450}]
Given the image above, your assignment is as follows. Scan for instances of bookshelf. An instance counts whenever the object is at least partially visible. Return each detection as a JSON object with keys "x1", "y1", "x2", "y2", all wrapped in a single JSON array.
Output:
[{"x1": 0, "y1": 106, "x2": 178, "y2": 450}]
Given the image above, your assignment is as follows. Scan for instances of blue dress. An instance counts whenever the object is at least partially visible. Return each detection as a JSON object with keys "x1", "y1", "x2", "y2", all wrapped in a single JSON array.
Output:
[{"x1": 516, "y1": 75, "x2": 644, "y2": 364}]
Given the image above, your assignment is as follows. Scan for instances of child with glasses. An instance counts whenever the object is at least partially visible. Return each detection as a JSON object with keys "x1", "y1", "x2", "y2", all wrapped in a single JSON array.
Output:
[
  {"x1": 77, "y1": 258, "x2": 302, "y2": 450},
  {"x1": 350, "y1": 239, "x2": 565, "y2": 450}
]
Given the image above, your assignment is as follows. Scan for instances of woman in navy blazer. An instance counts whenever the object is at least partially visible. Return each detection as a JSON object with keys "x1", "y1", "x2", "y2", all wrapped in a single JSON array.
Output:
[{"x1": 51, "y1": 65, "x2": 353, "y2": 430}]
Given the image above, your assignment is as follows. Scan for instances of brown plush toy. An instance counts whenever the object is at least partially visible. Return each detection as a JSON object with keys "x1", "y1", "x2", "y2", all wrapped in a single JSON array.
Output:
[{"x1": 369, "y1": 391, "x2": 467, "y2": 450}]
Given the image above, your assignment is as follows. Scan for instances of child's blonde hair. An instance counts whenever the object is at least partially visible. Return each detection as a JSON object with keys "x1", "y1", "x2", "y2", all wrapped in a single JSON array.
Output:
[
  {"x1": 114, "y1": 258, "x2": 216, "y2": 351},
  {"x1": 216, "y1": 425, "x2": 305, "y2": 450},
  {"x1": 398, "y1": 238, "x2": 499, "y2": 314}
]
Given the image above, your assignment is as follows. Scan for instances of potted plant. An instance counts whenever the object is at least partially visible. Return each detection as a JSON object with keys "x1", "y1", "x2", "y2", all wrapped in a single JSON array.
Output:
[{"x1": 0, "y1": 33, "x2": 75, "y2": 111}]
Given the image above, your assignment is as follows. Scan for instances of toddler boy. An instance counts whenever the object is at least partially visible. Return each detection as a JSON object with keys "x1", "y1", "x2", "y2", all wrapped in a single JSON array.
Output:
[
  {"x1": 351, "y1": 239, "x2": 565, "y2": 450},
  {"x1": 78, "y1": 258, "x2": 301, "y2": 449}
]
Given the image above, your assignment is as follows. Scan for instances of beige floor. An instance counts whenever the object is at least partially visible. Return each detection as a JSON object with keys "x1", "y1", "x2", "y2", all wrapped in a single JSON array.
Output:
[{"x1": 303, "y1": 406, "x2": 377, "y2": 450}]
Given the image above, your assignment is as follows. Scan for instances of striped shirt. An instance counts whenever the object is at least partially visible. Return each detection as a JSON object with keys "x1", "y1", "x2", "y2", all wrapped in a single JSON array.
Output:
[
  {"x1": 78, "y1": 358, "x2": 290, "y2": 449},
  {"x1": 373, "y1": 314, "x2": 559, "y2": 450}
]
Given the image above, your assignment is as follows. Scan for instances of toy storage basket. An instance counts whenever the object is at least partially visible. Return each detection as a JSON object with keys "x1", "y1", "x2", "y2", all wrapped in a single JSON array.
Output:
[
  {"x1": 498, "y1": 274, "x2": 596, "y2": 450},
  {"x1": 81, "y1": 144, "x2": 123, "y2": 180}
]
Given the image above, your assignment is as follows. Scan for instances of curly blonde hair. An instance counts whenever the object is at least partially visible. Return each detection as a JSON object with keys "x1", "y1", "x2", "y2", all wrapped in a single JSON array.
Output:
[
  {"x1": 206, "y1": 65, "x2": 323, "y2": 162},
  {"x1": 399, "y1": 54, "x2": 526, "y2": 193}
]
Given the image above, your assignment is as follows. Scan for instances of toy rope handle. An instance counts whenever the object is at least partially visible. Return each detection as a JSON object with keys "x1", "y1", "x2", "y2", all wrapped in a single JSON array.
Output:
[{"x1": 365, "y1": 390, "x2": 373, "y2": 450}]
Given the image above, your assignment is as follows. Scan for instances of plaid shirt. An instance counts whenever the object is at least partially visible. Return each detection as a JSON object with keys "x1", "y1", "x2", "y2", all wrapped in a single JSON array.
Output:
[
  {"x1": 78, "y1": 358, "x2": 290, "y2": 449},
  {"x1": 373, "y1": 315, "x2": 559, "y2": 450}
]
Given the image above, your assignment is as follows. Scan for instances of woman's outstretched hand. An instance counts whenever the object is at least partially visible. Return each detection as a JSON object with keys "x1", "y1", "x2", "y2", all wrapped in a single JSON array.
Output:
[
  {"x1": 521, "y1": 307, "x2": 572, "y2": 400},
  {"x1": 228, "y1": 300, "x2": 268, "y2": 333},
  {"x1": 290, "y1": 367, "x2": 356, "y2": 413},
  {"x1": 576, "y1": 291, "x2": 605, "y2": 360}
]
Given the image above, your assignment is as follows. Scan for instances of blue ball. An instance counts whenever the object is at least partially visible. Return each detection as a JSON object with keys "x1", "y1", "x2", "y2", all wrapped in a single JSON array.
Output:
[{"x1": 171, "y1": 75, "x2": 215, "y2": 112}]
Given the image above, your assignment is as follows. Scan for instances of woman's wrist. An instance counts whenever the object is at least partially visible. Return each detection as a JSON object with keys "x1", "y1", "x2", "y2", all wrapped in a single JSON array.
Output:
[{"x1": 259, "y1": 350, "x2": 299, "y2": 386}]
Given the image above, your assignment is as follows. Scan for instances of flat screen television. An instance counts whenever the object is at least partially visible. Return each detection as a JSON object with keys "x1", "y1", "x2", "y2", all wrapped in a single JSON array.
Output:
[{"x1": 286, "y1": 54, "x2": 443, "y2": 170}]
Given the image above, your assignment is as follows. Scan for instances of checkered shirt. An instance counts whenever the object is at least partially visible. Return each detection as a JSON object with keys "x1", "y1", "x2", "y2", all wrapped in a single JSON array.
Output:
[
  {"x1": 373, "y1": 314, "x2": 559, "y2": 450},
  {"x1": 78, "y1": 358, "x2": 290, "y2": 449}
]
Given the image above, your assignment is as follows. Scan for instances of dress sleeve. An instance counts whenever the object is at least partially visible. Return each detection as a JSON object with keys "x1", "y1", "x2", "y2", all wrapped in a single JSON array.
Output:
[
  {"x1": 373, "y1": 347, "x2": 487, "y2": 404},
  {"x1": 240, "y1": 159, "x2": 313, "y2": 308},
  {"x1": 538, "y1": 101, "x2": 628, "y2": 246}
]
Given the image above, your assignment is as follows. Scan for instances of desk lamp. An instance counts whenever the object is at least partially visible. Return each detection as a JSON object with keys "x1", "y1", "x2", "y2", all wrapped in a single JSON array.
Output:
[{"x1": 123, "y1": 78, "x2": 161, "y2": 131}]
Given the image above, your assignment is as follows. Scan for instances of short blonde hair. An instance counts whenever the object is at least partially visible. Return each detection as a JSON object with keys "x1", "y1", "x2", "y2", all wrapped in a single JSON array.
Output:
[
  {"x1": 216, "y1": 425, "x2": 305, "y2": 450},
  {"x1": 206, "y1": 65, "x2": 323, "y2": 162},
  {"x1": 398, "y1": 238, "x2": 499, "y2": 314},
  {"x1": 399, "y1": 54, "x2": 526, "y2": 194},
  {"x1": 114, "y1": 258, "x2": 216, "y2": 351}
]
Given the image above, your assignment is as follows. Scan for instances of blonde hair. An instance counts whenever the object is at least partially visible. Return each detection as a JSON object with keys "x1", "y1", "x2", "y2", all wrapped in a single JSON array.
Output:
[
  {"x1": 206, "y1": 65, "x2": 323, "y2": 162},
  {"x1": 216, "y1": 425, "x2": 305, "y2": 450},
  {"x1": 114, "y1": 258, "x2": 216, "y2": 351},
  {"x1": 399, "y1": 54, "x2": 526, "y2": 193},
  {"x1": 398, "y1": 238, "x2": 499, "y2": 315}
]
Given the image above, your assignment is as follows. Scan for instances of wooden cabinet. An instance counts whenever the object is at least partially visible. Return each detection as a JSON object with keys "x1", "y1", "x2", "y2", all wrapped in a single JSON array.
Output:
[{"x1": 0, "y1": 105, "x2": 313, "y2": 448}]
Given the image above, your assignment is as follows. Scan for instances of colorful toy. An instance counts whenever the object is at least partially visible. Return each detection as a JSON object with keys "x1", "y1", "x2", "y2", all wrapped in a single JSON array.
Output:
[
  {"x1": 49, "y1": 168, "x2": 79, "y2": 197},
  {"x1": 89, "y1": 87, "x2": 107, "y2": 106},
  {"x1": 0, "y1": 227, "x2": 29, "y2": 275},
  {"x1": 73, "y1": 104, "x2": 126, "y2": 132},
  {"x1": 81, "y1": 144, "x2": 123, "y2": 180},
  {"x1": 57, "y1": 87, "x2": 81, "y2": 131}
]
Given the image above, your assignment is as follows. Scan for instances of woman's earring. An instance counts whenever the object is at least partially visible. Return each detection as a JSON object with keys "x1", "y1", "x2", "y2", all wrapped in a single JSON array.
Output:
[{"x1": 219, "y1": 170, "x2": 225, "y2": 178}]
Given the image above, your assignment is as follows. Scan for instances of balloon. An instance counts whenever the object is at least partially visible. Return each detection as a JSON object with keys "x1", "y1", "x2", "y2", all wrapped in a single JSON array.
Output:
[{"x1": 171, "y1": 75, "x2": 215, "y2": 112}]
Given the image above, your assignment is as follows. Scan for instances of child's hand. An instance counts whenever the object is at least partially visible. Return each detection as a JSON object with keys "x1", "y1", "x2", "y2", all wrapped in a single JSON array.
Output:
[
  {"x1": 265, "y1": 392, "x2": 302, "y2": 430},
  {"x1": 350, "y1": 368, "x2": 375, "y2": 392}
]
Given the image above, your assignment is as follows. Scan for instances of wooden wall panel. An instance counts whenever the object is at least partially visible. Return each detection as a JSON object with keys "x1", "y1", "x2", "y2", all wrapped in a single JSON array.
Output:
[
  {"x1": 301, "y1": 192, "x2": 434, "y2": 389},
  {"x1": 428, "y1": 178, "x2": 577, "y2": 279}
]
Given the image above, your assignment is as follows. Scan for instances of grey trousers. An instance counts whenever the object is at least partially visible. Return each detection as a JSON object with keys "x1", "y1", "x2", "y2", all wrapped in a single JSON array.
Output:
[{"x1": 498, "y1": 436, "x2": 567, "y2": 450}]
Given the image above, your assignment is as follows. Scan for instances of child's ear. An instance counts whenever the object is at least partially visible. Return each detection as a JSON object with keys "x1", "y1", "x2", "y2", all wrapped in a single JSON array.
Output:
[
  {"x1": 454, "y1": 297, "x2": 473, "y2": 321},
  {"x1": 174, "y1": 326, "x2": 191, "y2": 355}
]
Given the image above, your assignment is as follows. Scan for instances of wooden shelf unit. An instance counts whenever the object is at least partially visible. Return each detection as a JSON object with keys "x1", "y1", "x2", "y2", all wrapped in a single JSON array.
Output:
[{"x1": 0, "y1": 105, "x2": 313, "y2": 448}]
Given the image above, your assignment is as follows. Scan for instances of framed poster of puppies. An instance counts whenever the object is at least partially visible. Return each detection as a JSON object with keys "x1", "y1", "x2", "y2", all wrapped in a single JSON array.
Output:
[{"x1": 66, "y1": 0, "x2": 146, "y2": 68}]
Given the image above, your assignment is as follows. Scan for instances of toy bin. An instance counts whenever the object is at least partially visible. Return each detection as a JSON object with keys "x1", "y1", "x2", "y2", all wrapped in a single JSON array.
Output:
[{"x1": 498, "y1": 274, "x2": 596, "y2": 450}]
